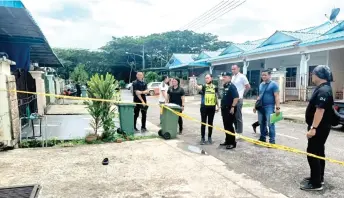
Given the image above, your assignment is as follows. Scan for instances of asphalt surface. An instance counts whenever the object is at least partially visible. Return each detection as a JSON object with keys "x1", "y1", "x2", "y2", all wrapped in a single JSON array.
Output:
[{"x1": 121, "y1": 90, "x2": 344, "y2": 198}]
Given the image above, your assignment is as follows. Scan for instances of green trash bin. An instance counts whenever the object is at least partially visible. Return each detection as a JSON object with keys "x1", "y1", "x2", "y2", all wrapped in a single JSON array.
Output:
[
  {"x1": 117, "y1": 102, "x2": 136, "y2": 136},
  {"x1": 158, "y1": 103, "x2": 182, "y2": 140}
]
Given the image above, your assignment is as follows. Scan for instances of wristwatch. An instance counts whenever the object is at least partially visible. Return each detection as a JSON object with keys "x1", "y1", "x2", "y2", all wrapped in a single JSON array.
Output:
[
  {"x1": 276, "y1": 107, "x2": 281, "y2": 110},
  {"x1": 311, "y1": 126, "x2": 317, "y2": 130}
]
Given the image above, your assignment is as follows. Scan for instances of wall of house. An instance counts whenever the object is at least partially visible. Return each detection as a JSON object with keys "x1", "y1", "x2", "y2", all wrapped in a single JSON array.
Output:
[{"x1": 328, "y1": 48, "x2": 344, "y2": 99}]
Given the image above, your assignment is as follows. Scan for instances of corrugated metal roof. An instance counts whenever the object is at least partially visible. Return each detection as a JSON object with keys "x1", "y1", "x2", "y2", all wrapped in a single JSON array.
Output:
[
  {"x1": 0, "y1": 0, "x2": 62, "y2": 67},
  {"x1": 299, "y1": 31, "x2": 344, "y2": 46},
  {"x1": 173, "y1": 53, "x2": 197, "y2": 64},
  {"x1": 208, "y1": 51, "x2": 243, "y2": 62},
  {"x1": 244, "y1": 41, "x2": 298, "y2": 55},
  {"x1": 281, "y1": 31, "x2": 321, "y2": 41},
  {"x1": 203, "y1": 51, "x2": 222, "y2": 57},
  {"x1": 306, "y1": 21, "x2": 341, "y2": 34}
]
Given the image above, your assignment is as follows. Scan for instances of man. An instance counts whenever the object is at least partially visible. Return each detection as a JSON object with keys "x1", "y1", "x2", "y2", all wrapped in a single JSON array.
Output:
[
  {"x1": 167, "y1": 78, "x2": 185, "y2": 134},
  {"x1": 300, "y1": 65, "x2": 334, "y2": 191},
  {"x1": 220, "y1": 72, "x2": 239, "y2": 149},
  {"x1": 132, "y1": 72, "x2": 149, "y2": 132},
  {"x1": 194, "y1": 74, "x2": 220, "y2": 145},
  {"x1": 253, "y1": 69, "x2": 280, "y2": 144},
  {"x1": 231, "y1": 65, "x2": 250, "y2": 136},
  {"x1": 159, "y1": 75, "x2": 169, "y2": 125}
]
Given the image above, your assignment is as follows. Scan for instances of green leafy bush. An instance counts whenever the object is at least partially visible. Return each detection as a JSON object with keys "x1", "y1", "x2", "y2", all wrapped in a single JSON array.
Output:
[
  {"x1": 86, "y1": 73, "x2": 119, "y2": 136},
  {"x1": 119, "y1": 80, "x2": 126, "y2": 89},
  {"x1": 144, "y1": 71, "x2": 159, "y2": 83}
]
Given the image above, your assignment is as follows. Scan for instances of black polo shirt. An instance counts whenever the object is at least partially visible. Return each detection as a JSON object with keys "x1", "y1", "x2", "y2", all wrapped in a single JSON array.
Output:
[
  {"x1": 305, "y1": 82, "x2": 334, "y2": 127},
  {"x1": 221, "y1": 82, "x2": 239, "y2": 108},
  {"x1": 132, "y1": 80, "x2": 147, "y2": 103},
  {"x1": 167, "y1": 86, "x2": 185, "y2": 106}
]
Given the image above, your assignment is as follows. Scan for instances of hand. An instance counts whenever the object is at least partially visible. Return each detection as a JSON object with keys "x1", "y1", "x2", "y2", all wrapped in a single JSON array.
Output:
[
  {"x1": 181, "y1": 106, "x2": 184, "y2": 111},
  {"x1": 307, "y1": 129, "x2": 316, "y2": 139},
  {"x1": 215, "y1": 106, "x2": 219, "y2": 112},
  {"x1": 230, "y1": 107, "x2": 235, "y2": 114},
  {"x1": 275, "y1": 109, "x2": 280, "y2": 116},
  {"x1": 141, "y1": 101, "x2": 146, "y2": 106},
  {"x1": 253, "y1": 108, "x2": 256, "y2": 113}
]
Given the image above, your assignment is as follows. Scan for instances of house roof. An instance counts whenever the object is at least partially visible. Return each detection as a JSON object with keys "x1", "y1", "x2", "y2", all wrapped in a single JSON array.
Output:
[{"x1": 0, "y1": 0, "x2": 62, "y2": 67}]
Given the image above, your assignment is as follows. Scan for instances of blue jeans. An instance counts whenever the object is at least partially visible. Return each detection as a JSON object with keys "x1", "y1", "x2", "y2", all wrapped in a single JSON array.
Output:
[{"x1": 258, "y1": 105, "x2": 276, "y2": 143}]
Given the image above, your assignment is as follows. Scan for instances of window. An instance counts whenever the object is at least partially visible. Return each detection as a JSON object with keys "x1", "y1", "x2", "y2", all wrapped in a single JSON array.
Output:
[
  {"x1": 308, "y1": 66, "x2": 316, "y2": 86},
  {"x1": 286, "y1": 67, "x2": 297, "y2": 88}
]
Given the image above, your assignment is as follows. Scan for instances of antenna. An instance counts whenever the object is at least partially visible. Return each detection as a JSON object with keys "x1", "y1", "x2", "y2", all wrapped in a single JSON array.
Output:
[{"x1": 325, "y1": 8, "x2": 340, "y2": 23}]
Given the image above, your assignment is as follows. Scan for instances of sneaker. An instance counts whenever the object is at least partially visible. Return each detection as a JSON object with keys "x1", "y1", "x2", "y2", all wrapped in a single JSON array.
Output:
[
  {"x1": 220, "y1": 142, "x2": 229, "y2": 146},
  {"x1": 302, "y1": 177, "x2": 324, "y2": 185},
  {"x1": 226, "y1": 143, "x2": 236, "y2": 150},
  {"x1": 200, "y1": 138, "x2": 206, "y2": 145},
  {"x1": 252, "y1": 124, "x2": 257, "y2": 133},
  {"x1": 134, "y1": 128, "x2": 139, "y2": 132},
  {"x1": 207, "y1": 137, "x2": 213, "y2": 144},
  {"x1": 179, "y1": 129, "x2": 183, "y2": 135},
  {"x1": 300, "y1": 182, "x2": 323, "y2": 191}
]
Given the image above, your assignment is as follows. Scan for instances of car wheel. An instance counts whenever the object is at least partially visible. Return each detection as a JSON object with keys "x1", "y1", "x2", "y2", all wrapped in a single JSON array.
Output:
[{"x1": 149, "y1": 90, "x2": 155, "y2": 96}]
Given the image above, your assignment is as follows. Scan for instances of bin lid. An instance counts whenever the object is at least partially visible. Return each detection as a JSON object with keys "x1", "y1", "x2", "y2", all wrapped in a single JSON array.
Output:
[
  {"x1": 117, "y1": 101, "x2": 137, "y2": 106},
  {"x1": 163, "y1": 103, "x2": 182, "y2": 110}
]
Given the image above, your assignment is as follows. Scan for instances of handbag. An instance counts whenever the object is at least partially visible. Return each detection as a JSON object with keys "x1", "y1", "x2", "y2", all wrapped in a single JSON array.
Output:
[{"x1": 255, "y1": 82, "x2": 271, "y2": 111}]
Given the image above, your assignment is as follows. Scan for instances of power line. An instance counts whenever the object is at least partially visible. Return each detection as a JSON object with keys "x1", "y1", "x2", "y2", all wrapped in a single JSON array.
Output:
[
  {"x1": 186, "y1": 0, "x2": 238, "y2": 30},
  {"x1": 180, "y1": 1, "x2": 229, "y2": 30},
  {"x1": 192, "y1": 0, "x2": 246, "y2": 31}
]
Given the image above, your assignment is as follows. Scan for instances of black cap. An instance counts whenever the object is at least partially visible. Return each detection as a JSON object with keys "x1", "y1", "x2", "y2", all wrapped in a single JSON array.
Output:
[
  {"x1": 221, "y1": 72, "x2": 232, "y2": 77},
  {"x1": 312, "y1": 65, "x2": 333, "y2": 82}
]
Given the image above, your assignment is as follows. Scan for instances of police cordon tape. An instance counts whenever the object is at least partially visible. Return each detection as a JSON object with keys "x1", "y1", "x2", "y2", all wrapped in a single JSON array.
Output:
[{"x1": 1, "y1": 88, "x2": 344, "y2": 167}]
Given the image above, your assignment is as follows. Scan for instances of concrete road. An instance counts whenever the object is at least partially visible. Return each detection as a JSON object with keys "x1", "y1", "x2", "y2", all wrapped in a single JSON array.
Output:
[{"x1": 122, "y1": 90, "x2": 344, "y2": 198}]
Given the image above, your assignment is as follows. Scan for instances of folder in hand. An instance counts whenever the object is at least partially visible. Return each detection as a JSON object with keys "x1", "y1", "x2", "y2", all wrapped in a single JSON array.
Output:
[{"x1": 270, "y1": 112, "x2": 283, "y2": 124}]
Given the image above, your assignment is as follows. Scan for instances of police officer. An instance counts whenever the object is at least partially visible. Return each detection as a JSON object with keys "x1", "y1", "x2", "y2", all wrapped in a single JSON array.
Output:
[
  {"x1": 132, "y1": 72, "x2": 149, "y2": 132},
  {"x1": 220, "y1": 72, "x2": 239, "y2": 149},
  {"x1": 300, "y1": 65, "x2": 334, "y2": 191}
]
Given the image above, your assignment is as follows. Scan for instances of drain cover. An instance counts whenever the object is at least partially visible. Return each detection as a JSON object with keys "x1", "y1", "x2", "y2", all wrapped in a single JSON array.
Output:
[{"x1": 0, "y1": 185, "x2": 40, "y2": 198}]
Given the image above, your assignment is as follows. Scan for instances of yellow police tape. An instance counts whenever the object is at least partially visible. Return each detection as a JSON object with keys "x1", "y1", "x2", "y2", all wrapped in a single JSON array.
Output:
[{"x1": 1, "y1": 88, "x2": 344, "y2": 167}]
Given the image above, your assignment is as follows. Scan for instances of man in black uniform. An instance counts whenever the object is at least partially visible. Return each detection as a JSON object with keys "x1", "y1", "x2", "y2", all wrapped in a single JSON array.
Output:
[
  {"x1": 300, "y1": 65, "x2": 334, "y2": 191},
  {"x1": 220, "y1": 72, "x2": 239, "y2": 149},
  {"x1": 132, "y1": 72, "x2": 149, "y2": 132}
]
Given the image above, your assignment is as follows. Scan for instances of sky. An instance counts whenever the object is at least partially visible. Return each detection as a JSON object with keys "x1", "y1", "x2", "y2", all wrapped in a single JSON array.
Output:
[{"x1": 22, "y1": 0, "x2": 344, "y2": 49}]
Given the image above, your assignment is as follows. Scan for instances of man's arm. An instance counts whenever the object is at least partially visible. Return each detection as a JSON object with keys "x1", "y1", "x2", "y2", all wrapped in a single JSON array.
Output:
[
  {"x1": 243, "y1": 76, "x2": 251, "y2": 94},
  {"x1": 274, "y1": 92, "x2": 280, "y2": 108},
  {"x1": 136, "y1": 91, "x2": 146, "y2": 104},
  {"x1": 312, "y1": 108, "x2": 325, "y2": 128}
]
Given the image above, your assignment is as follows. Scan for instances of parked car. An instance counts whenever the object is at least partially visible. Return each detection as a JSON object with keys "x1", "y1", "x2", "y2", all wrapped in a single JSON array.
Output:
[
  {"x1": 147, "y1": 82, "x2": 161, "y2": 96},
  {"x1": 334, "y1": 100, "x2": 344, "y2": 125},
  {"x1": 126, "y1": 83, "x2": 132, "y2": 90}
]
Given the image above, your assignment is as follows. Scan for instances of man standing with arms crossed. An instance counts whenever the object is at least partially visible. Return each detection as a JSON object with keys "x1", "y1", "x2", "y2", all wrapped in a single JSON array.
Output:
[
  {"x1": 231, "y1": 65, "x2": 250, "y2": 137},
  {"x1": 132, "y1": 72, "x2": 149, "y2": 132}
]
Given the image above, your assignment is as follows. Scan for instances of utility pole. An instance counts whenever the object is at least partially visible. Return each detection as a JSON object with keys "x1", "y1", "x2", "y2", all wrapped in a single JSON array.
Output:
[{"x1": 142, "y1": 45, "x2": 145, "y2": 70}]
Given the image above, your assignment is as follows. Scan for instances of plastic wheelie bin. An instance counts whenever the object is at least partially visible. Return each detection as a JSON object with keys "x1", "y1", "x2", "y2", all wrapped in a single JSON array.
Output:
[
  {"x1": 117, "y1": 102, "x2": 136, "y2": 136},
  {"x1": 158, "y1": 103, "x2": 182, "y2": 140}
]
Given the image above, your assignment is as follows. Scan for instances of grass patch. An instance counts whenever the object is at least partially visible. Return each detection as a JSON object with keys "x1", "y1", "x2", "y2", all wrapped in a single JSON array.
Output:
[
  {"x1": 19, "y1": 133, "x2": 159, "y2": 148},
  {"x1": 243, "y1": 102, "x2": 255, "y2": 107}
]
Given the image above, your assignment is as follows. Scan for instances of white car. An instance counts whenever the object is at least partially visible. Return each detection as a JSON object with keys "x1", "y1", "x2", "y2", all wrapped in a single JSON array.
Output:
[{"x1": 125, "y1": 83, "x2": 132, "y2": 90}]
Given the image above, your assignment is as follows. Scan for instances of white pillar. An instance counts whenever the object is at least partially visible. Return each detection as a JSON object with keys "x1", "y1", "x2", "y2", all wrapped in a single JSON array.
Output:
[
  {"x1": 46, "y1": 74, "x2": 56, "y2": 103},
  {"x1": 0, "y1": 58, "x2": 16, "y2": 144},
  {"x1": 209, "y1": 66, "x2": 214, "y2": 74},
  {"x1": 243, "y1": 61, "x2": 250, "y2": 75},
  {"x1": 30, "y1": 71, "x2": 46, "y2": 115},
  {"x1": 299, "y1": 54, "x2": 310, "y2": 101},
  {"x1": 54, "y1": 77, "x2": 61, "y2": 95}
]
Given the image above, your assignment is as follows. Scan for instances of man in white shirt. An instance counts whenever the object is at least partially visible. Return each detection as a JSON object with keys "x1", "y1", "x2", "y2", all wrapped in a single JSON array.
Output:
[
  {"x1": 159, "y1": 76, "x2": 170, "y2": 124},
  {"x1": 231, "y1": 65, "x2": 251, "y2": 135}
]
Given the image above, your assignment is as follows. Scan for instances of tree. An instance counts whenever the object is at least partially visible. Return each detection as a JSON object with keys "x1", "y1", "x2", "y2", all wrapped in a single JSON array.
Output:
[
  {"x1": 144, "y1": 71, "x2": 160, "y2": 83},
  {"x1": 70, "y1": 64, "x2": 89, "y2": 84}
]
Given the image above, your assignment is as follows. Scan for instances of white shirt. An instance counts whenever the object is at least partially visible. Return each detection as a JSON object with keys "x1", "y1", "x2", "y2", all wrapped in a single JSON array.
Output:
[
  {"x1": 159, "y1": 82, "x2": 168, "y2": 102},
  {"x1": 232, "y1": 73, "x2": 249, "y2": 99}
]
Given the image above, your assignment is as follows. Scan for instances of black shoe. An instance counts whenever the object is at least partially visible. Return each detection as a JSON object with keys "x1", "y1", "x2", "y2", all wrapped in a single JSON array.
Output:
[
  {"x1": 220, "y1": 142, "x2": 229, "y2": 146},
  {"x1": 141, "y1": 128, "x2": 147, "y2": 133},
  {"x1": 226, "y1": 143, "x2": 236, "y2": 150},
  {"x1": 300, "y1": 182, "x2": 323, "y2": 191},
  {"x1": 302, "y1": 177, "x2": 324, "y2": 185},
  {"x1": 134, "y1": 128, "x2": 139, "y2": 132},
  {"x1": 200, "y1": 138, "x2": 206, "y2": 145},
  {"x1": 207, "y1": 137, "x2": 213, "y2": 144},
  {"x1": 179, "y1": 129, "x2": 183, "y2": 135},
  {"x1": 102, "y1": 158, "x2": 109, "y2": 165}
]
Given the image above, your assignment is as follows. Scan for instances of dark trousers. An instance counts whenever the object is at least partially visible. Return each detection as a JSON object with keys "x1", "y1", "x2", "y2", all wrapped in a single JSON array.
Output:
[
  {"x1": 201, "y1": 106, "x2": 216, "y2": 138},
  {"x1": 178, "y1": 113, "x2": 183, "y2": 131},
  {"x1": 134, "y1": 104, "x2": 147, "y2": 129},
  {"x1": 307, "y1": 125, "x2": 331, "y2": 187},
  {"x1": 221, "y1": 107, "x2": 236, "y2": 145}
]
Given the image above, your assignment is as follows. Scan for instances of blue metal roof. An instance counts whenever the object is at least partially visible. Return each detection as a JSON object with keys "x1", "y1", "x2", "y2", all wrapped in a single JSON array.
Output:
[
  {"x1": 306, "y1": 21, "x2": 341, "y2": 34},
  {"x1": 324, "y1": 21, "x2": 344, "y2": 34},
  {"x1": 0, "y1": 0, "x2": 62, "y2": 67},
  {"x1": 299, "y1": 30, "x2": 344, "y2": 46},
  {"x1": 244, "y1": 41, "x2": 298, "y2": 55}
]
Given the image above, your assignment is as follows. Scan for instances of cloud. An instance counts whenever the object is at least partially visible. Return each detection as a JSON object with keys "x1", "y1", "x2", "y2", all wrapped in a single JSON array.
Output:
[{"x1": 21, "y1": 0, "x2": 344, "y2": 49}]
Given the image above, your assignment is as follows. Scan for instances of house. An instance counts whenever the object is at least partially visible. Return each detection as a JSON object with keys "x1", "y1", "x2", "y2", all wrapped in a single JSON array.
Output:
[{"x1": 166, "y1": 16, "x2": 344, "y2": 101}]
